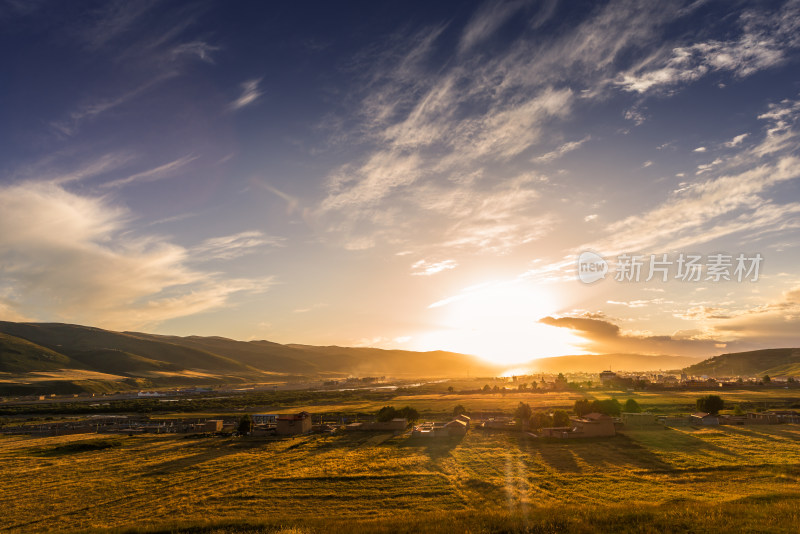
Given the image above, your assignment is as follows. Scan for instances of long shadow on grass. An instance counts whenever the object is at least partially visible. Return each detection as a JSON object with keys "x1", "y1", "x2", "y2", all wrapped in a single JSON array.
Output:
[
  {"x1": 396, "y1": 434, "x2": 465, "y2": 459},
  {"x1": 569, "y1": 434, "x2": 675, "y2": 472},
  {"x1": 720, "y1": 424, "x2": 800, "y2": 443}
]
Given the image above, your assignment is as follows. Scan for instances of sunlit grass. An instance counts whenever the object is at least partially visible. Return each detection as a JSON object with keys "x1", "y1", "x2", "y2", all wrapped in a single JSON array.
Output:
[{"x1": 1, "y1": 422, "x2": 798, "y2": 532}]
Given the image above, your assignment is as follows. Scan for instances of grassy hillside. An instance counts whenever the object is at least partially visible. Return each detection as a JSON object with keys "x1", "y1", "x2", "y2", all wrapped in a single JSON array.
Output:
[
  {"x1": 0, "y1": 333, "x2": 77, "y2": 373},
  {"x1": 684, "y1": 348, "x2": 800, "y2": 377},
  {"x1": 287, "y1": 344, "x2": 500, "y2": 376},
  {"x1": 128, "y1": 333, "x2": 319, "y2": 374},
  {"x1": 528, "y1": 353, "x2": 700, "y2": 373},
  {"x1": 0, "y1": 322, "x2": 499, "y2": 388},
  {"x1": 0, "y1": 322, "x2": 259, "y2": 375}
]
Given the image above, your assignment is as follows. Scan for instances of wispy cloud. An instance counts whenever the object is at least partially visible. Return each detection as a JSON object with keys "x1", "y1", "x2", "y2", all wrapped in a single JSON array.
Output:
[
  {"x1": 458, "y1": 0, "x2": 526, "y2": 54},
  {"x1": 0, "y1": 181, "x2": 273, "y2": 329},
  {"x1": 170, "y1": 41, "x2": 219, "y2": 63},
  {"x1": 581, "y1": 100, "x2": 800, "y2": 257},
  {"x1": 615, "y1": 2, "x2": 800, "y2": 94},
  {"x1": 725, "y1": 133, "x2": 750, "y2": 147},
  {"x1": 532, "y1": 136, "x2": 590, "y2": 163},
  {"x1": 51, "y1": 74, "x2": 175, "y2": 137},
  {"x1": 78, "y1": 0, "x2": 159, "y2": 51},
  {"x1": 230, "y1": 78, "x2": 263, "y2": 110},
  {"x1": 193, "y1": 231, "x2": 284, "y2": 261},
  {"x1": 317, "y1": 1, "x2": 698, "y2": 254},
  {"x1": 411, "y1": 259, "x2": 457, "y2": 276},
  {"x1": 101, "y1": 154, "x2": 198, "y2": 188},
  {"x1": 38, "y1": 152, "x2": 135, "y2": 185}
]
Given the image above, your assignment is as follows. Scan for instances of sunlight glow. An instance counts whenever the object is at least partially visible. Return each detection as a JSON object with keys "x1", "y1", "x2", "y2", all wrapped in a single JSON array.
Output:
[{"x1": 414, "y1": 281, "x2": 586, "y2": 366}]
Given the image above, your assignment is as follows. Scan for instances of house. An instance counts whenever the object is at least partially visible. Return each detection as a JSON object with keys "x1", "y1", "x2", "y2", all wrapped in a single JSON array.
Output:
[
  {"x1": 253, "y1": 414, "x2": 278, "y2": 425},
  {"x1": 444, "y1": 419, "x2": 468, "y2": 436},
  {"x1": 690, "y1": 412, "x2": 719, "y2": 425},
  {"x1": 572, "y1": 413, "x2": 616, "y2": 437},
  {"x1": 412, "y1": 419, "x2": 466, "y2": 438},
  {"x1": 276, "y1": 411, "x2": 312, "y2": 435},
  {"x1": 718, "y1": 414, "x2": 747, "y2": 425},
  {"x1": 203, "y1": 420, "x2": 223, "y2": 432}
]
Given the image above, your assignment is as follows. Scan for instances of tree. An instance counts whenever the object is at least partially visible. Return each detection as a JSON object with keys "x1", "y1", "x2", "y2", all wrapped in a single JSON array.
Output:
[
  {"x1": 734, "y1": 404, "x2": 744, "y2": 415},
  {"x1": 554, "y1": 373, "x2": 569, "y2": 391},
  {"x1": 574, "y1": 398, "x2": 592, "y2": 417},
  {"x1": 590, "y1": 398, "x2": 621, "y2": 416},
  {"x1": 696, "y1": 395, "x2": 724, "y2": 415},
  {"x1": 530, "y1": 411, "x2": 554, "y2": 430},
  {"x1": 452, "y1": 404, "x2": 468, "y2": 417},
  {"x1": 518, "y1": 383, "x2": 528, "y2": 391},
  {"x1": 376, "y1": 406, "x2": 399, "y2": 422},
  {"x1": 762, "y1": 374, "x2": 771, "y2": 383},
  {"x1": 447, "y1": 386, "x2": 454, "y2": 393},
  {"x1": 482, "y1": 384, "x2": 491, "y2": 392},
  {"x1": 624, "y1": 399, "x2": 642, "y2": 413},
  {"x1": 237, "y1": 414, "x2": 254, "y2": 434},
  {"x1": 514, "y1": 402, "x2": 532, "y2": 425},
  {"x1": 552, "y1": 410, "x2": 571, "y2": 427},
  {"x1": 397, "y1": 406, "x2": 420, "y2": 424}
]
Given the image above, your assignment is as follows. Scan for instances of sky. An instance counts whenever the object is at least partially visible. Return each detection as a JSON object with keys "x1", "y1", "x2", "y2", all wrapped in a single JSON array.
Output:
[{"x1": 1, "y1": 0, "x2": 800, "y2": 365}]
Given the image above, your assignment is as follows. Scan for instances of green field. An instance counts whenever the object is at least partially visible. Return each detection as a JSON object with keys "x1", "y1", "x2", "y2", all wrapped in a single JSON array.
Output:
[{"x1": 1, "y1": 422, "x2": 799, "y2": 533}]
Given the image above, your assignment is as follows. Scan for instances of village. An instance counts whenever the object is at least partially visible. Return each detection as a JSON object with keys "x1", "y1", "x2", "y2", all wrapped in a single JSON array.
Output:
[{"x1": 3, "y1": 402, "x2": 799, "y2": 440}]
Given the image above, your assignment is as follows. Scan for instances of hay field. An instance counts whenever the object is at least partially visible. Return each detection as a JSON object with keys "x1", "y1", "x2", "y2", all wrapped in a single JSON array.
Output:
[{"x1": 1, "y1": 423, "x2": 798, "y2": 532}]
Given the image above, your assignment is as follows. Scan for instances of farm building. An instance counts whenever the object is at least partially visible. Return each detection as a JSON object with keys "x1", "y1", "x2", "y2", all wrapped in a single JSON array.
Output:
[
  {"x1": 444, "y1": 419, "x2": 468, "y2": 436},
  {"x1": 572, "y1": 413, "x2": 616, "y2": 437},
  {"x1": 482, "y1": 418, "x2": 516, "y2": 431},
  {"x1": 455, "y1": 414, "x2": 471, "y2": 428},
  {"x1": 621, "y1": 412, "x2": 658, "y2": 427},
  {"x1": 203, "y1": 420, "x2": 223, "y2": 432},
  {"x1": 718, "y1": 414, "x2": 747, "y2": 425},
  {"x1": 690, "y1": 412, "x2": 719, "y2": 425},
  {"x1": 345, "y1": 418, "x2": 408, "y2": 432},
  {"x1": 539, "y1": 426, "x2": 574, "y2": 438},
  {"x1": 276, "y1": 412, "x2": 312, "y2": 435},
  {"x1": 412, "y1": 419, "x2": 468, "y2": 438},
  {"x1": 253, "y1": 414, "x2": 278, "y2": 425},
  {"x1": 539, "y1": 413, "x2": 616, "y2": 439}
]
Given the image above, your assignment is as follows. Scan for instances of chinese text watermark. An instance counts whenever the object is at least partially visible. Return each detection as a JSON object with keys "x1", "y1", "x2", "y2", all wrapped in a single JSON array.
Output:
[{"x1": 577, "y1": 252, "x2": 762, "y2": 284}]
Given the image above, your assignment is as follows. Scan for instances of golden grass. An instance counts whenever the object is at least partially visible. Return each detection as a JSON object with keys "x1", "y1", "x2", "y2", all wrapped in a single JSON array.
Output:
[{"x1": 0, "y1": 423, "x2": 798, "y2": 532}]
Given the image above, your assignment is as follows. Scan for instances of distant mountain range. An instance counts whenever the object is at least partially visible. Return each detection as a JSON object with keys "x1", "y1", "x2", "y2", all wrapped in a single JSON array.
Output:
[
  {"x1": 1, "y1": 321, "x2": 797, "y2": 394},
  {"x1": 0, "y1": 321, "x2": 499, "y2": 392},
  {"x1": 683, "y1": 348, "x2": 800, "y2": 377},
  {"x1": 525, "y1": 353, "x2": 699, "y2": 373}
]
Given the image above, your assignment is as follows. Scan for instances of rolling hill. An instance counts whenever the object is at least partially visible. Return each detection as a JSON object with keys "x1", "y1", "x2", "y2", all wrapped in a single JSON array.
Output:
[
  {"x1": 526, "y1": 353, "x2": 701, "y2": 373},
  {"x1": 0, "y1": 322, "x2": 498, "y2": 392},
  {"x1": 3, "y1": 321, "x2": 798, "y2": 395},
  {"x1": 0, "y1": 332, "x2": 80, "y2": 373},
  {"x1": 683, "y1": 348, "x2": 800, "y2": 377}
]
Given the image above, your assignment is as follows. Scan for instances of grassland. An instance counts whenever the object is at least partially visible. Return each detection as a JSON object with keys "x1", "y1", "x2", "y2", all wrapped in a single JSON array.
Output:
[{"x1": 1, "y1": 422, "x2": 798, "y2": 533}]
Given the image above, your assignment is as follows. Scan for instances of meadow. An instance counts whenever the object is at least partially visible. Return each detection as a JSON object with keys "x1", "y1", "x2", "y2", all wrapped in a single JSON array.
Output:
[{"x1": 1, "y1": 421, "x2": 798, "y2": 532}]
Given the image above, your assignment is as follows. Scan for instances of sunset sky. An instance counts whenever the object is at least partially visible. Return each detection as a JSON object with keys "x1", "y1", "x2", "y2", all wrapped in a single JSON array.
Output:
[{"x1": 1, "y1": 0, "x2": 800, "y2": 364}]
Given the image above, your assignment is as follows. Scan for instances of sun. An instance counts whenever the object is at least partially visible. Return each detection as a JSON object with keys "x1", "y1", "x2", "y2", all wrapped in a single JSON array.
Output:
[{"x1": 414, "y1": 280, "x2": 585, "y2": 366}]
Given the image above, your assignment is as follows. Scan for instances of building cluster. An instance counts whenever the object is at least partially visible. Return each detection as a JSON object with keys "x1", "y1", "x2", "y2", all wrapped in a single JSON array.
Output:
[{"x1": 411, "y1": 415, "x2": 470, "y2": 438}]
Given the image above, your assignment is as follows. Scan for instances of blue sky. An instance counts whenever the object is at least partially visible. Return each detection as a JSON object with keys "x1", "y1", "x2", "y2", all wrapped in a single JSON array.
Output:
[{"x1": 1, "y1": 0, "x2": 800, "y2": 364}]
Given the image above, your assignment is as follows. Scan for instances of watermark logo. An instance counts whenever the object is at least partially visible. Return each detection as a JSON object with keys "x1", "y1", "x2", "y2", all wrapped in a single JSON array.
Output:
[
  {"x1": 576, "y1": 251, "x2": 763, "y2": 284},
  {"x1": 577, "y1": 251, "x2": 608, "y2": 284}
]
